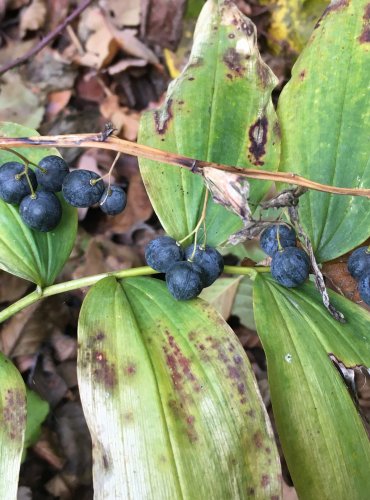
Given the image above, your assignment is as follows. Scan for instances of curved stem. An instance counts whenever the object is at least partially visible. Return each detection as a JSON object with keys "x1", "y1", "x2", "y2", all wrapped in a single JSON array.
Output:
[
  {"x1": 223, "y1": 265, "x2": 269, "y2": 276},
  {"x1": 0, "y1": 266, "x2": 158, "y2": 324},
  {"x1": 0, "y1": 265, "x2": 268, "y2": 323},
  {"x1": 0, "y1": 134, "x2": 369, "y2": 198}
]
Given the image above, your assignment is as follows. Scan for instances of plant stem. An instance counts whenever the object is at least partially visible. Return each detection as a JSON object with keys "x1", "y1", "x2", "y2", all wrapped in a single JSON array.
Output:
[
  {"x1": 0, "y1": 265, "x2": 266, "y2": 323},
  {"x1": 0, "y1": 133, "x2": 369, "y2": 198},
  {"x1": 0, "y1": 266, "x2": 157, "y2": 324},
  {"x1": 223, "y1": 265, "x2": 269, "y2": 276}
]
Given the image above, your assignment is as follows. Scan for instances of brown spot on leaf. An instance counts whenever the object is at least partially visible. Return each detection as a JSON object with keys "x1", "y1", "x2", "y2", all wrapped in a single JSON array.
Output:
[
  {"x1": 253, "y1": 431, "x2": 263, "y2": 448},
  {"x1": 247, "y1": 487, "x2": 255, "y2": 496},
  {"x1": 315, "y1": 0, "x2": 349, "y2": 29},
  {"x1": 223, "y1": 48, "x2": 245, "y2": 78},
  {"x1": 123, "y1": 411, "x2": 134, "y2": 422},
  {"x1": 188, "y1": 77, "x2": 195, "y2": 81},
  {"x1": 92, "y1": 351, "x2": 117, "y2": 389},
  {"x1": 102, "y1": 454, "x2": 109, "y2": 470},
  {"x1": 237, "y1": 382, "x2": 246, "y2": 395},
  {"x1": 299, "y1": 69, "x2": 307, "y2": 80},
  {"x1": 359, "y1": 4, "x2": 370, "y2": 43},
  {"x1": 241, "y1": 21, "x2": 254, "y2": 37},
  {"x1": 163, "y1": 332, "x2": 198, "y2": 392},
  {"x1": 228, "y1": 33, "x2": 235, "y2": 39},
  {"x1": 154, "y1": 99, "x2": 173, "y2": 135},
  {"x1": 3, "y1": 389, "x2": 26, "y2": 441},
  {"x1": 261, "y1": 475, "x2": 270, "y2": 487},
  {"x1": 273, "y1": 121, "x2": 281, "y2": 139},
  {"x1": 248, "y1": 116, "x2": 268, "y2": 166},
  {"x1": 123, "y1": 363, "x2": 136, "y2": 376}
]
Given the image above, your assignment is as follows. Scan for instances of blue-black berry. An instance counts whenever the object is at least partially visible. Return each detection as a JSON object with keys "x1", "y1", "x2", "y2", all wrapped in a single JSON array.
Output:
[
  {"x1": 358, "y1": 270, "x2": 370, "y2": 306},
  {"x1": 99, "y1": 185, "x2": 127, "y2": 215},
  {"x1": 0, "y1": 162, "x2": 37, "y2": 204},
  {"x1": 36, "y1": 155, "x2": 69, "y2": 192},
  {"x1": 271, "y1": 247, "x2": 310, "y2": 288},
  {"x1": 166, "y1": 261, "x2": 204, "y2": 300},
  {"x1": 185, "y1": 244, "x2": 224, "y2": 287},
  {"x1": 19, "y1": 191, "x2": 62, "y2": 232},
  {"x1": 62, "y1": 169, "x2": 104, "y2": 207},
  {"x1": 347, "y1": 247, "x2": 370, "y2": 280},
  {"x1": 145, "y1": 236, "x2": 184, "y2": 273},
  {"x1": 260, "y1": 224, "x2": 296, "y2": 257}
]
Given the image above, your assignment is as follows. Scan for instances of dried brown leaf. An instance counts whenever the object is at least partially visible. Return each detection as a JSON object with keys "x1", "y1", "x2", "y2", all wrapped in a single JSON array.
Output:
[
  {"x1": 101, "y1": 0, "x2": 141, "y2": 27},
  {"x1": 76, "y1": 7, "x2": 119, "y2": 69},
  {"x1": 107, "y1": 57, "x2": 147, "y2": 75},
  {"x1": 0, "y1": 270, "x2": 30, "y2": 303},
  {"x1": 100, "y1": 94, "x2": 140, "y2": 140},
  {"x1": 141, "y1": 0, "x2": 187, "y2": 50},
  {"x1": 0, "y1": 296, "x2": 70, "y2": 357},
  {"x1": 0, "y1": 73, "x2": 44, "y2": 129},
  {"x1": 19, "y1": 0, "x2": 47, "y2": 38},
  {"x1": 46, "y1": 90, "x2": 72, "y2": 120},
  {"x1": 202, "y1": 167, "x2": 251, "y2": 222},
  {"x1": 110, "y1": 26, "x2": 159, "y2": 63}
]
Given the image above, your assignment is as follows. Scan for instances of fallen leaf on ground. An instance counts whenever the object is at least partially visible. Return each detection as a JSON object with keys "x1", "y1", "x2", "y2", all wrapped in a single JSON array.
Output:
[
  {"x1": 0, "y1": 73, "x2": 44, "y2": 129},
  {"x1": 101, "y1": 0, "x2": 141, "y2": 28},
  {"x1": 141, "y1": 0, "x2": 187, "y2": 50},
  {"x1": 75, "y1": 7, "x2": 119, "y2": 69},
  {"x1": 0, "y1": 270, "x2": 30, "y2": 303},
  {"x1": 100, "y1": 94, "x2": 140, "y2": 139},
  {"x1": 46, "y1": 90, "x2": 72, "y2": 120},
  {"x1": 19, "y1": 0, "x2": 46, "y2": 38}
]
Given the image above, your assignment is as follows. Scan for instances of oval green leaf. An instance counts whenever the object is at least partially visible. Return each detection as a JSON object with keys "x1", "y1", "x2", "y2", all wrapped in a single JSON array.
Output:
[
  {"x1": 254, "y1": 273, "x2": 370, "y2": 499},
  {"x1": 78, "y1": 276, "x2": 282, "y2": 499},
  {"x1": 139, "y1": 0, "x2": 280, "y2": 246},
  {"x1": 0, "y1": 122, "x2": 77, "y2": 286},
  {"x1": 0, "y1": 352, "x2": 27, "y2": 500},
  {"x1": 277, "y1": 0, "x2": 370, "y2": 262}
]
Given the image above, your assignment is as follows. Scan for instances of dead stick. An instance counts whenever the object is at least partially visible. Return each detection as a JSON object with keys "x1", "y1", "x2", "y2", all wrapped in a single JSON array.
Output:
[
  {"x1": 0, "y1": 0, "x2": 93, "y2": 77},
  {"x1": 0, "y1": 133, "x2": 369, "y2": 198}
]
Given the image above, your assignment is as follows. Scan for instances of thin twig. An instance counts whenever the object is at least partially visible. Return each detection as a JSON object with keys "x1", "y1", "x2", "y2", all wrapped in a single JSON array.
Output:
[
  {"x1": 0, "y1": 133, "x2": 369, "y2": 198},
  {"x1": 0, "y1": 0, "x2": 94, "y2": 77}
]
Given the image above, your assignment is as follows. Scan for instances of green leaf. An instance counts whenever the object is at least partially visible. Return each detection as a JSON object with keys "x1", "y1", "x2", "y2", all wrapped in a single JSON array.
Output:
[
  {"x1": 0, "y1": 122, "x2": 77, "y2": 286},
  {"x1": 0, "y1": 352, "x2": 27, "y2": 499},
  {"x1": 277, "y1": 0, "x2": 370, "y2": 262},
  {"x1": 139, "y1": 0, "x2": 280, "y2": 247},
  {"x1": 22, "y1": 389, "x2": 49, "y2": 460},
  {"x1": 78, "y1": 276, "x2": 282, "y2": 499},
  {"x1": 253, "y1": 273, "x2": 370, "y2": 500}
]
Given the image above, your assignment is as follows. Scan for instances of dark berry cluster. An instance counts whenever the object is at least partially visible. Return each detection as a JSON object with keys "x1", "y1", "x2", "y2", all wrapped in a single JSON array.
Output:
[
  {"x1": 145, "y1": 236, "x2": 224, "y2": 300},
  {"x1": 0, "y1": 156, "x2": 127, "y2": 232},
  {"x1": 347, "y1": 246, "x2": 370, "y2": 306},
  {"x1": 0, "y1": 156, "x2": 67, "y2": 232},
  {"x1": 62, "y1": 169, "x2": 127, "y2": 215},
  {"x1": 260, "y1": 224, "x2": 310, "y2": 287}
]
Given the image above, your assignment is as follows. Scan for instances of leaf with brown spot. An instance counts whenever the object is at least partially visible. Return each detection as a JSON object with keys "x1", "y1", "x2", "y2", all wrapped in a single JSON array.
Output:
[
  {"x1": 278, "y1": 0, "x2": 370, "y2": 262},
  {"x1": 139, "y1": 0, "x2": 280, "y2": 247},
  {"x1": 0, "y1": 352, "x2": 27, "y2": 498},
  {"x1": 78, "y1": 276, "x2": 282, "y2": 498}
]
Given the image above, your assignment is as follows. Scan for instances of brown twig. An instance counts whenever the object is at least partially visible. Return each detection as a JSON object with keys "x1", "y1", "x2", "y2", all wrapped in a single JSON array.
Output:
[
  {"x1": 0, "y1": 132, "x2": 369, "y2": 198},
  {"x1": 0, "y1": 0, "x2": 94, "y2": 77}
]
